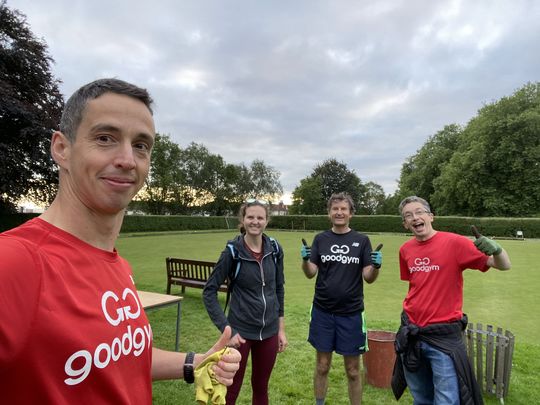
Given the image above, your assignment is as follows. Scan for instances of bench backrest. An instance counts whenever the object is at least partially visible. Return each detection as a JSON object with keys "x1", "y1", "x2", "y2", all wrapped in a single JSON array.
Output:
[{"x1": 166, "y1": 257, "x2": 217, "y2": 282}]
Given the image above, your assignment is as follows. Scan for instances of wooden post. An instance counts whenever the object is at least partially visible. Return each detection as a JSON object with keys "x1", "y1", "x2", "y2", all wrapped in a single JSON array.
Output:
[
  {"x1": 475, "y1": 323, "x2": 484, "y2": 389},
  {"x1": 486, "y1": 325, "x2": 495, "y2": 394},
  {"x1": 494, "y1": 328, "x2": 506, "y2": 399},
  {"x1": 503, "y1": 330, "x2": 515, "y2": 398}
]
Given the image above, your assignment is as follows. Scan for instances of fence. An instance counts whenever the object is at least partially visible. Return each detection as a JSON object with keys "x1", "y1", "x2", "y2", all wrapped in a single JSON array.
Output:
[{"x1": 464, "y1": 323, "x2": 515, "y2": 404}]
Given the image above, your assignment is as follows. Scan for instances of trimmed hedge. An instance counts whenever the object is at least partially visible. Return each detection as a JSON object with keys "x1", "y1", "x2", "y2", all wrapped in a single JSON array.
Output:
[
  {"x1": 119, "y1": 215, "x2": 236, "y2": 233},
  {"x1": 268, "y1": 215, "x2": 406, "y2": 233},
  {"x1": 1, "y1": 213, "x2": 539, "y2": 238},
  {"x1": 269, "y1": 215, "x2": 540, "y2": 238},
  {"x1": 423, "y1": 216, "x2": 538, "y2": 239}
]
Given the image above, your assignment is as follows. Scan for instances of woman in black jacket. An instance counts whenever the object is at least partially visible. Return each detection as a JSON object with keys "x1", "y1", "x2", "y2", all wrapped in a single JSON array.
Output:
[{"x1": 203, "y1": 199, "x2": 287, "y2": 405}]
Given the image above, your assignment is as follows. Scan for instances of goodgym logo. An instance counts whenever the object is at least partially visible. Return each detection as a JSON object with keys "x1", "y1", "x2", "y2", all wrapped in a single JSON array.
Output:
[
  {"x1": 321, "y1": 244, "x2": 359, "y2": 264},
  {"x1": 63, "y1": 288, "x2": 152, "y2": 386},
  {"x1": 101, "y1": 289, "x2": 141, "y2": 326},
  {"x1": 330, "y1": 244, "x2": 350, "y2": 254},
  {"x1": 409, "y1": 257, "x2": 440, "y2": 273}
]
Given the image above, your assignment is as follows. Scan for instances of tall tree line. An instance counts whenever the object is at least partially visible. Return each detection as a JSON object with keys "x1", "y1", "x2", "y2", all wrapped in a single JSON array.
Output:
[
  {"x1": 139, "y1": 135, "x2": 282, "y2": 215},
  {"x1": 289, "y1": 158, "x2": 387, "y2": 215},
  {"x1": 396, "y1": 82, "x2": 540, "y2": 217}
]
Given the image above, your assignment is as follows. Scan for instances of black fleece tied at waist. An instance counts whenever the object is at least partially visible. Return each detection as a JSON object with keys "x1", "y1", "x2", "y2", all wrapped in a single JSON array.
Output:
[{"x1": 391, "y1": 312, "x2": 483, "y2": 405}]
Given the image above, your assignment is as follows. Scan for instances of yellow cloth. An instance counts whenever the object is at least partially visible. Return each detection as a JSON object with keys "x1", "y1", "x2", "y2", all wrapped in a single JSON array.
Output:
[{"x1": 195, "y1": 347, "x2": 230, "y2": 405}]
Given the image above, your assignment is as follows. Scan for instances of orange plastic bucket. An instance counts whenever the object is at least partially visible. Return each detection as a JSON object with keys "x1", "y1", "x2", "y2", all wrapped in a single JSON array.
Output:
[{"x1": 363, "y1": 330, "x2": 397, "y2": 388}]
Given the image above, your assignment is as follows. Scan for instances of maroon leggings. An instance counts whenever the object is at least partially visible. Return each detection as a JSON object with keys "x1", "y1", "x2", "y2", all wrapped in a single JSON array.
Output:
[{"x1": 225, "y1": 334, "x2": 279, "y2": 405}]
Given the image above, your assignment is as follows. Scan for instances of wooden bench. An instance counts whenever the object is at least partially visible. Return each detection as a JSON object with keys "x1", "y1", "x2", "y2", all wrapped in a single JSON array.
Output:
[{"x1": 166, "y1": 257, "x2": 228, "y2": 294}]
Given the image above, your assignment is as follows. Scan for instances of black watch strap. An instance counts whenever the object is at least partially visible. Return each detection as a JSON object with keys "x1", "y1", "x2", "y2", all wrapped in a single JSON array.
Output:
[{"x1": 183, "y1": 351, "x2": 195, "y2": 384}]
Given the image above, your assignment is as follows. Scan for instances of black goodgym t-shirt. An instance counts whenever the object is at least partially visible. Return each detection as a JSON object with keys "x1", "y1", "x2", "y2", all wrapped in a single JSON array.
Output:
[{"x1": 310, "y1": 229, "x2": 373, "y2": 315}]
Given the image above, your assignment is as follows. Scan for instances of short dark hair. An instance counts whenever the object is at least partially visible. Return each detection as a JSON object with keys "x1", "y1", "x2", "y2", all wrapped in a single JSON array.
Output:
[
  {"x1": 398, "y1": 196, "x2": 431, "y2": 216},
  {"x1": 327, "y1": 192, "x2": 355, "y2": 214},
  {"x1": 60, "y1": 78, "x2": 154, "y2": 142}
]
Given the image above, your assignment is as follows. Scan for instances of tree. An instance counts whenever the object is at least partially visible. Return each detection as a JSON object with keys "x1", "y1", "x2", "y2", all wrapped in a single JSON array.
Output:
[
  {"x1": 205, "y1": 162, "x2": 245, "y2": 216},
  {"x1": 290, "y1": 158, "x2": 366, "y2": 214},
  {"x1": 180, "y1": 142, "x2": 239, "y2": 215},
  {"x1": 378, "y1": 192, "x2": 403, "y2": 215},
  {"x1": 143, "y1": 139, "x2": 284, "y2": 215},
  {"x1": 0, "y1": 1, "x2": 64, "y2": 213},
  {"x1": 395, "y1": 83, "x2": 540, "y2": 217},
  {"x1": 313, "y1": 158, "x2": 365, "y2": 205},
  {"x1": 180, "y1": 142, "x2": 224, "y2": 204},
  {"x1": 289, "y1": 176, "x2": 325, "y2": 215},
  {"x1": 358, "y1": 181, "x2": 386, "y2": 214},
  {"x1": 397, "y1": 124, "x2": 462, "y2": 205},
  {"x1": 432, "y1": 82, "x2": 540, "y2": 216},
  {"x1": 246, "y1": 159, "x2": 283, "y2": 201},
  {"x1": 143, "y1": 133, "x2": 186, "y2": 214}
]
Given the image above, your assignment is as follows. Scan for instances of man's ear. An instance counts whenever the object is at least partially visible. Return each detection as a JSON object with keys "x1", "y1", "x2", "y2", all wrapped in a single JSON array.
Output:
[{"x1": 50, "y1": 131, "x2": 70, "y2": 168}]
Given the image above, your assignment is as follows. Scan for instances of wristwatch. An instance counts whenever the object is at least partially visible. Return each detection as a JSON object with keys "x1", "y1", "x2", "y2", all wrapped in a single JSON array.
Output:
[{"x1": 183, "y1": 351, "x2": 195, "y2": 384}]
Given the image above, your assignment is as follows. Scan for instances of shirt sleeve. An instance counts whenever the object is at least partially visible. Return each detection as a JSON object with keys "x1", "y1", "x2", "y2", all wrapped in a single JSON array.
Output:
[
  {"x1": 0, "y1": 237, "x2": 42, "y2": 365},
  {"x1": 456, "y1": 235, "x2": 490, "y2": 272}
]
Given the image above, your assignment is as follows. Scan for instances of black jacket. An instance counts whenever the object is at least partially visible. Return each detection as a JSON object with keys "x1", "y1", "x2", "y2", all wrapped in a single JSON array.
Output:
[
  {"x1": 391, "y1": 312, "x2": 483, "y2": 405},
  {"x1": 203, "y1": 234, "x2": 285, "y2": 340}
]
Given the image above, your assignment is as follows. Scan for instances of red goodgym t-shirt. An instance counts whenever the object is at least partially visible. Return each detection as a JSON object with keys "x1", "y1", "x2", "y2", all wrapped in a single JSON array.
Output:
[
  {"x1": 399, "y1": 231, "x2": 489, "y2": 327},
  {"x1": 0, "y1": 218, "x2": 153, "y2": 404}
]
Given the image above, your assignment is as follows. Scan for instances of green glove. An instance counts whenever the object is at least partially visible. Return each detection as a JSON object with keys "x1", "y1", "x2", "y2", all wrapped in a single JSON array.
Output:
[
  {"x1": 301, "y1": 245, "x2": 311, "y2": 261},
  {"x1": 474, "y1": 236, "x2": 502, "y2": 256},
  {"x1": 370, "y1": 251, "x2": 382, "y2": 269}
]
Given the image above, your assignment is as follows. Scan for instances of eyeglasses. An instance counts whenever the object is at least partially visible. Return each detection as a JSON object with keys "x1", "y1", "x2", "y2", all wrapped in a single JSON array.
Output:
[
  {"x1": 402, "y1": 209, "x2": 430, "y2": 220},
  {"x1": 246, "y1": 198, "x2": 268, "y2": 205}
]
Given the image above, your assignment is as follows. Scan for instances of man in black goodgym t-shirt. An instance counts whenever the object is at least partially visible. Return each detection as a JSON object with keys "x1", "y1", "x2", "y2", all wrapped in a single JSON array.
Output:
[{"x1": 301, "y1": 192, "x2": 382, "y2": 405}]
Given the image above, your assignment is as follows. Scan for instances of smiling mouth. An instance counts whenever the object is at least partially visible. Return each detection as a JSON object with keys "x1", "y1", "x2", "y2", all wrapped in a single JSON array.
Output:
[{"x1": 102, "y1": 177, "x2": 136, "y2": 187}]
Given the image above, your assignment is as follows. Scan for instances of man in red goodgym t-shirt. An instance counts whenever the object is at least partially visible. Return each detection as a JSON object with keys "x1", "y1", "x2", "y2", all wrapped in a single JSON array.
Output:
[
  {"x1": 0, "y1": 78, "x2": 240, "y2": 404},
  {"x1": 393, "y1": 196, "x2": 511, "y2": 405}
]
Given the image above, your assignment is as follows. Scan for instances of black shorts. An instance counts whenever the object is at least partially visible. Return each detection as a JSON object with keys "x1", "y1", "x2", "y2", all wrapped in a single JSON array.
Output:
[{"x1": 308, "y1": 305, "x2": 367, "y2": 356}]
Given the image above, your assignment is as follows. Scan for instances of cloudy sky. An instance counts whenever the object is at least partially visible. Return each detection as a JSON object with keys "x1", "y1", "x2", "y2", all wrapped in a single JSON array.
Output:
[{"x1": 9, "y1": 0, "x2": 540, "y2": 203}]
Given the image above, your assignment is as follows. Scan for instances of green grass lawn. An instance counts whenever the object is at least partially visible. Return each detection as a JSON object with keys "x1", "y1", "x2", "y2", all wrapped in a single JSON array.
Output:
[{"x1": 117, "y1": 230, "x2": 540, "y2": 404}]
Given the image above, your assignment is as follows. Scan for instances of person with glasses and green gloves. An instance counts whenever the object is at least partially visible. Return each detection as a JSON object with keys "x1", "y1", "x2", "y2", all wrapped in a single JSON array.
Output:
[
  {"x1": 204, "y1": 199, "x2": 287, "y2": 405},
  {"x1": 392, "y1": 196, "x2": 511, "y2": 405}
]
